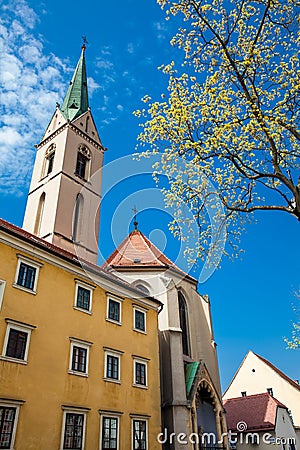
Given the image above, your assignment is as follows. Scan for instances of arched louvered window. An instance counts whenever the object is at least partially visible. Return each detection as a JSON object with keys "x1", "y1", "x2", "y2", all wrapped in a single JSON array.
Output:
[
  {"x1": 178, "y1": 291, "x2": 190, "y2": 356},
  {"x1": 34, "y1": 192, "x2": 45, "y2": 236},
  {"x1": 43, "y1": 144, "x2": 56, "y2": 177},
  {"x1": 72, "y1": 193, "x2": 84, "y2": 243},
  {"x1": 75, "y1": 145, "x2": 91, "y2": 180}
]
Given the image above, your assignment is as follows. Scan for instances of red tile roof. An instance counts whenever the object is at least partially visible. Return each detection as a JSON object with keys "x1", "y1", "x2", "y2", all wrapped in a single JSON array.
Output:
[
  {"x1": 103, "y1": 229, "x2": 196, "y2": 282},
  {"x1": 0, "y1": 218, "x2": 161, "y2": 305},
  {"x1": 223, "y1": 393, "x2": 288, "y2": 432},
  {"x1": 105, "y1": 229, "x2": 175, "y2": 267}
]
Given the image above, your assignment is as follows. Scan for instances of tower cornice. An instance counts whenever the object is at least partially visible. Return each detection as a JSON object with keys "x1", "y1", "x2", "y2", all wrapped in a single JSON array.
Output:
[{"x1": 36, "y1": 121, "x2": 106, "y2": 152}]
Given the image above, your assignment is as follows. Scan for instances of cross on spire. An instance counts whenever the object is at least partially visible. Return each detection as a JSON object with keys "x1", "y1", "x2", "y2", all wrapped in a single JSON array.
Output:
[
  {"x1": 132, "y1": 206, "x2": 138, "y2": 230},
  {"x1": 82, "y1": 36, "x2": 88, "y2": 51}
]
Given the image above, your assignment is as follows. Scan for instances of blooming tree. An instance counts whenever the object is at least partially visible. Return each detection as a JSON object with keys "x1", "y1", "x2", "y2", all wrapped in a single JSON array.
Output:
[
  {"x1": 135, "y1": 0, "x2": 300, "y2": 263},
  {"x1": 285, "y1": 292, "x2": 300, "y2": 349}
]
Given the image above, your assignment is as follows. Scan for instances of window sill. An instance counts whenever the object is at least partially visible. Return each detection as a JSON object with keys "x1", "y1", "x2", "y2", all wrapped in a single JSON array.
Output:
[
  {"x1": 73, "y1": 306, "x2": 92, "y2": 315},
  {"x1": 133, "y1": 383, "x2": 148, "y2": 390},
  {"x1": 0, "y1": 356, "x2": 28, "y2": 365},
  {"x1": 68, "y1": 370, "x2": 88, "y2": 378},
  {"x1": 103, "y1": 377, "x2": 121, "y2": 384},
  {"x1": 74, "y1": 173, "x2": 90, "y2": 184},
  {"x1": 12, "y1": 283, "x2": 36, "y2": 295},
  {"x1": 133, "y1": 328, "x2": 147, "y2": 335},
  {"x1": 106, "y1": 318, "x2": 122, "y2": 326}
]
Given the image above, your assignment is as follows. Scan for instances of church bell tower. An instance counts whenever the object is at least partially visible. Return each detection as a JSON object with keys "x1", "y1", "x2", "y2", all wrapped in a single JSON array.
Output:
[{"x1": 23, "y1": 45, "x2": 104, "y2": 264}]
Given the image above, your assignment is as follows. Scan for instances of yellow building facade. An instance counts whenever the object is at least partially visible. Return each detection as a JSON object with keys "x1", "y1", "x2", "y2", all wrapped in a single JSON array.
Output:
[{"x1": 0, "y1": 219, "x2": 162, "y2": 449}]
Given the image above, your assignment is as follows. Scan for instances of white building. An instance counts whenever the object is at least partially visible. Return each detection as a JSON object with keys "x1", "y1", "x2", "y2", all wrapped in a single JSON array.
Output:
[{"x1": 223, "y1": 351, "x2": 300, "y2": 446}]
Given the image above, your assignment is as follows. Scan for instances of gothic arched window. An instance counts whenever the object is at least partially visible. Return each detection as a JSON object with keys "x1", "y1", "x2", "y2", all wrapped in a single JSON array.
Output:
[
  {"x1": 34, "y1": 192, "x2": 45, "y2": 236},
  {"x1": 178, "y1": 291, "x2": 190, "y2": 356},
  {"x1": 75, "y1": 145, "x2": 91, "y2": 180},
  {"x1": 43, "y1": 144, "x2": 56, "y2": 177},
  {"x1": 72, "y1": 193, "x2": 84, "y2": 243}
]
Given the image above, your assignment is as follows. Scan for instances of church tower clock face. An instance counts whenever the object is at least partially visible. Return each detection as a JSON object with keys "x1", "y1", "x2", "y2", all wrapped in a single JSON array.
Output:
[{"x1": 22, "y1": 46, "x2": 105, "y2": 264}]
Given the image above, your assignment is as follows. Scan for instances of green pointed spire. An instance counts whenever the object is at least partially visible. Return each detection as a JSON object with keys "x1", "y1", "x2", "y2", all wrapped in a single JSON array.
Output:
[{"x1": 61, "y1": 45, "x2": 89, "y2": 121}]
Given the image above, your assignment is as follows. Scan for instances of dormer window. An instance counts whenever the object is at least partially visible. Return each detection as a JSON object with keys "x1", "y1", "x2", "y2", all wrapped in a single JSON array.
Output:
[{"x1": 75, "y1": 145, "x2": 91, "y2": 180}]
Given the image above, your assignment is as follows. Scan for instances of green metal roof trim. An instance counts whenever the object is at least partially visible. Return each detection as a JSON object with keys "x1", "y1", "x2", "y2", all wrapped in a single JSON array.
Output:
[
  {"x1": 61, "y1": 47, "x2": 89, "y2": 121},
  {"x1": 185, "y1": 361, "x2": 200, "y2": 397}
]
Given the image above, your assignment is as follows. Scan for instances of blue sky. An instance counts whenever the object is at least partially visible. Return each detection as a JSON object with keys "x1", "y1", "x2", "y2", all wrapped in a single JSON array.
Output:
[{"x1": 0, "y1": 0, "x2": 299, "y2": 391}]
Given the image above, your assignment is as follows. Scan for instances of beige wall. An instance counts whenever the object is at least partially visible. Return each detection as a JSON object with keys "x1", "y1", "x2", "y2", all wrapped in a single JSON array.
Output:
[{"x1": 23, "y1": 110, "x2": 103, "y2": 265}]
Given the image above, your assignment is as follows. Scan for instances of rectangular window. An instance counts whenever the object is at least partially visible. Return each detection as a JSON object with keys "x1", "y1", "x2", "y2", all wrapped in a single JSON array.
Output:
[
  {"x1": 17, "y1": 263, "x2": 36, "y2": 291},
  {"x1": 68, "y1": 339, "x2": 91, "y2": 377},
  {"x1": 6, "y1": 329, "x2": 28, "y2": 360},
  {"x1": 108, "y1": 299, "x2": 120, "y2": 322},
  {"x1": 74, "y1": 281, "x2": 94, "y2": 314},
  {"x1": 101, "y1": 417, "x2": 118, "y2": 450},
  {"x1": 134, "y1": 310, "x2": 146, "y2": 332},
  {"x1": 0, "y1": 407, "x2": 16, "y2": 449},
  {"x1": 135, "y1": 362, "x2": 146, "y2": 386},
  {"x1": 132, "y1": 420, "x2": 147, "y2": 450},
  {"x1": 76, "y1": 286, "x2": 90, "y2": 311},
  {"x1": 72, "y1": 346, "x2": 87, "y2": 373},
  {"x1": 106, "y1": 355, "x2": 119, "y2": 380},
  {"x1": 1, "y1": 320, "x2": 35, "y2": 364},
  {"x1": 14, "y1": 255, "x2": 42, "y2": 294},
  {"x1": 63, "y1": 413, "x2": 84, "y2": 449},
  {"x1": 0, "y1": 280, "x2": 6, "y2": 313}
]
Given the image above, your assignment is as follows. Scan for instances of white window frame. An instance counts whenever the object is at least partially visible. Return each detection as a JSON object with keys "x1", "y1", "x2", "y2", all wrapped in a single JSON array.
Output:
[
  {"x1": 131, "y1": 415, "x2": 148, "y2": 450},
  {"x1": 106, "y1": 294, "x2": 123, "y2": 325},
  {"x1": 1, "y1": 319, "x2": 36, "y2": 364},
  {"x1": 13, "y1": 254, "x2": 43, "y2": 295},
  {"x1": 41, "y1": 144, "x2": 56, "y2": 179},
  {"x1": 68, "y1": 338, "x2": 92, "y2": 377},
  {"x1": 0, "y1": 398, "x2": 24, "y2": 450},
  {"x1": 74, "y1": 280, "x2": 95, "y2": 314},
  {"x1": 133, "y1": 305, "x2": 147, "y2": 334},
  {"x1": 103, "y1": 348, "x2": 123, "y2": 383},
  {"x1": 60, "y1": 406, "x2": 89, "y2": 450},
  {"x1": 99, "y1": 411, "x2": 122, "y2": 450},
  {"x1": 133, "y1": 356, "x2": 148, "y2": 389},
  {"x1": 0, "y1": 279, "x2": 6, "y2": 312}
]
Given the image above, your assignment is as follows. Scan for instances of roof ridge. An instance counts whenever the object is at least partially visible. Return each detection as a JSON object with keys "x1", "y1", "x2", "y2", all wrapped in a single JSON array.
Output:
[
  {"x1": 0, "y1": 218, "x2": 162, "y2": 306},
  {"x1": 254, "y1": 352, "x2": 300, "y2": 392},
  {"x1": 103, "y1": 228, "x2": 197, "y2": 283},
  {"x1": 224, "y1": 392, "x2": 288, "y2": 409}
]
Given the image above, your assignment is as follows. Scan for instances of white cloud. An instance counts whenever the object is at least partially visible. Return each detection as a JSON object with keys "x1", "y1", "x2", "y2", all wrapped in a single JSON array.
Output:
[
  {"x1": 0, "y1": 127, "x2": 23, "y2": 145},
  {"x1": 127, "y1": 42, "x2": 135, "y2": 54},
  {"x1": 87, "y1": 77, "x2": 100, "y2": 96},
  {"x1": 0, "y1": 0, "x2": 67, "y2": 195},
  {"x1": 153, "y1": 21, "x2": 169, "y2": 40},
  {"x1": 95, "y1": 57, "x2": 114, "y2": 70}
]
